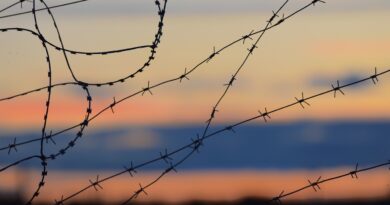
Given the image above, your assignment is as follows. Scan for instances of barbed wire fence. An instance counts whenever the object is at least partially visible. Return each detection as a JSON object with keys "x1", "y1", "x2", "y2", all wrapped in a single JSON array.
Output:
[{"x1": 0, "y1": 0, "x2": 389, "y2": 204}]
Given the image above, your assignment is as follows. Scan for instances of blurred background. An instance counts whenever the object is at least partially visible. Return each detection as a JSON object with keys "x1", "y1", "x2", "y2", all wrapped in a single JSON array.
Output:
[{"x1": 0, "y1": 0, "x2": 390, "y2": 204}]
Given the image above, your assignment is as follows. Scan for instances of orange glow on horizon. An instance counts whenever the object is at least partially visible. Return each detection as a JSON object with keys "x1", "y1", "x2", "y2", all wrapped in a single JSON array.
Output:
[{"x1": 1, "y1": 168, "x2": 389, "y2": 203}]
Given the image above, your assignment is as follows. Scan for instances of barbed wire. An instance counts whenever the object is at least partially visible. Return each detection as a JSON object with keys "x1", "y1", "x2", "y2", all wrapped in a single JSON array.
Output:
[
  {"x1": 0, "y1": 0, "x2": 324, "y2": 105},
  {"x1": 1, "y1": 0, "x2": 389, "y2": 204},
  {"x1": 0, "y1": 0, "x2": 85, "y2": 19},
  {"x1": 0, "y1": 0, "x2": 167, "y2": 161},
  {"x1": 52, "y1": 68, "x2": 389, "y2": 204},
  {"x1": 269, "y1": 161, "x2": 390, "y2": 204},
  {"x1": 0, "y1": 0, "x2": 25, "y2": 13},
  {"x1": 199, "y1": 0, "x2": 290, "y2": 148},
  {"x1": 24, "y1": 1, "x2": 53, "y2": 203},
  {"x1": 0, "y1": 0, "x2": 325, "y2": 155},
  {"x1": 0, "y1": 0, "x2": 86, "y2": 19},
  {"x1": 121, "y1": 1, "x2": 293, "y2": 202},
  {"x1": 0, "y1": 0, "x2": 164, "y2": 204},
  {"x1": 54, "y1": 0, "x2": 293, "y2": 202},
  {"x1": 3, "y1": 4, "x2": 386, "y2": 203},
  {"x1": 0, "y1": 2, "x2": 329, "y2": 191},
  {"x1": 0, "y1": 0, "x2": 167, "y2": 86}
]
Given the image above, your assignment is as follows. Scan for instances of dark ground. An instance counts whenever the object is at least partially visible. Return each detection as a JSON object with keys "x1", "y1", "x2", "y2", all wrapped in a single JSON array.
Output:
[{"x1": 2, "y1": 196, "x2": 390, "y2": 205}]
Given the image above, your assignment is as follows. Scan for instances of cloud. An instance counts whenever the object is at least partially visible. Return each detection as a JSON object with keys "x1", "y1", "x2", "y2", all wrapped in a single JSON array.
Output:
[
  {"x1": 298, "y1": 123, "x2": 326, "y2": 144},
  {"x1": 309, "y1": 71, "x2": 368, "y2": 90},
  {"x1": 107, "y1": 129, "x2": 161, "y2": 150}
]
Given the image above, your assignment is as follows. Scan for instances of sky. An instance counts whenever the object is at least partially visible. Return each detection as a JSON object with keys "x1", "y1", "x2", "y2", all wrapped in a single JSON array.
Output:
[
  {"x1": 1, "y1": 0, "x2": 390, "y2": 129},
  {"x1": 0, "y1": 0, "x2": 390, "y2": 203}
]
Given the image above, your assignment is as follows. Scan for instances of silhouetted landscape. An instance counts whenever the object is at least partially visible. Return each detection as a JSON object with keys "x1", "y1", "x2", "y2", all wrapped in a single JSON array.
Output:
[{"x1": 2, "y1": 196, "x2": 390, "y2": 205}]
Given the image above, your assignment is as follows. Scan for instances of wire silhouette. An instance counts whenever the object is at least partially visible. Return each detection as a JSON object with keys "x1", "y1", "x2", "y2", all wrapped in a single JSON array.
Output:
[
  {"x1": 269, "y1": 161, "x2": 390, "y2": 204},
  {"x1": 1, "y1": 0, "x2": 167, "y2": 86},
  {"x1": 0, "y1": 0, "x2": 85, "y2": 19},
  {"x1": 199, "y1": 0, "x2": 290, "y2": 146},
  {"x1": 22, "y1": 1, "x2": 53, "y2": 203},
  {"x1": 0, "y1": 0, "x2": 168, "y2": 157},
  {"x1": 1, "y1": 0, "x2": 326, "y2": 154},
  {"x1": 52, "y1": 68, "x2": 389, "y2": 204},
  {"x1": 0, "y1": 1, "x2": 332, "y2": 184},
  {"x1": 1, "y1": 0, "x2": 389, "y2": 204},
  {"x1": 0, "y1": 0, "x2": 166, "y2": 204}
]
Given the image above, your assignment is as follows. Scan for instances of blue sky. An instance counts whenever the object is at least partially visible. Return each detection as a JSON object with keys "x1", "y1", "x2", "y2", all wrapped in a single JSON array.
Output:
[{"x1": 1, "y1": 121, "x2": 389, "y2": 171}]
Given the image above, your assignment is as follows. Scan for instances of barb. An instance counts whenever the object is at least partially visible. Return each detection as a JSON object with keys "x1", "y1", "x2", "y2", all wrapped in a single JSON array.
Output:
[
  {"x1": 268, "y1": 11, "x2": 279, "y2": 25},
  {"x1": 206, "y1": 46, "x2": 219, "y2": 63},
  {"x1": 350, "y1": 163, "x2": 359, "y2": 179},
  {"x1": 160, "y1": 148, "x2": 173, "y2": 164},
  {"x1": 269, "y1": 161, "x2": 390, "y2": 204},
  {"x1": 242, "y1": 30, "x2": 254, "y2": 44},
  {"x1": 123, "y1": 161, "x2": 137, "y2": 177},
  {"x1": 179, "y1": 68, "x2": 190, "y2": 82},
  {"x1": 7, "y1": 138, "x2": 18, "y2": 154},
  {"x1": 258, "y1": 108, "x2": 271, "y2": 123},
  {"x1": 272, "y1": 190, "x2": 284, "y2": 205},
  {"x1": 133, "y1": 183, "x2": 148, "y2": 198},
  {"x1": 89, "y1": 175, "x2": 103, "y2": 191},
  {"x1": 371, "y1": 67, "x2": 379, "y2": 84},
  {"x1": 295, "y1": 92, "x2": 310, "y2": 109},
  {"x1": 142, "y1": 81, "x2": 153, "y2": 96},
  {"x1": 110, "y1": 97, "x2": 116, "y2": 114},
  {"x1": 54, "y1": 195, "x2": 64, "y2": 205},
  {"x1": 331, "y1": 80, "x2": 345, "y2": 98},
  {"x1": 190, "y1": 134, "x2": 204, "y2": 153},
  {"x1": 307, "y1": 176, "x2": 322, "y2": 192},
  {"x1": 45, "y1": 131, "x2": 56, "y2": 145}
]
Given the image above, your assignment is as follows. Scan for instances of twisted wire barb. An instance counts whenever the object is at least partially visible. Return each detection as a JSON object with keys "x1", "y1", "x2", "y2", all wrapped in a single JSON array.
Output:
[
  {"x1": 269, "y1": 161, "x2": 390, "y2": 204},
  {"x1": 52, "y1": 68, "x2": 389, "y2": 204}
]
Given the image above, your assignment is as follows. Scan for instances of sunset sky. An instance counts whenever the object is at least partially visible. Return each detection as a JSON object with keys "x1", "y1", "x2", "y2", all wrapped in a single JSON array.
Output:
[{"x1": 0, "y1": 0, "x2": 390, "y2": 204}]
